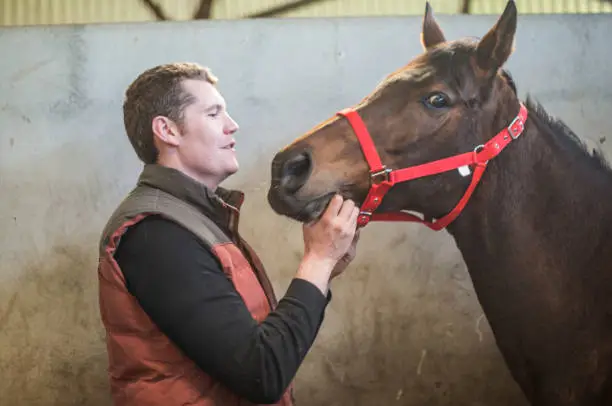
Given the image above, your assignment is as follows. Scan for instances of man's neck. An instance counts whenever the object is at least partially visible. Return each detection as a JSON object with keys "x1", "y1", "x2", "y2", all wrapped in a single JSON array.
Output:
[{"x1": 155, "y1": 157, "x2": 220, "y2": 192}]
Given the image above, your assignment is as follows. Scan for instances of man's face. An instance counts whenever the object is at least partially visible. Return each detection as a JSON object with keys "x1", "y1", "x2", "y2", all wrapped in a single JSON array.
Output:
[{"x1": 171, "y1": 79, "x2": 240, "y2": 186}]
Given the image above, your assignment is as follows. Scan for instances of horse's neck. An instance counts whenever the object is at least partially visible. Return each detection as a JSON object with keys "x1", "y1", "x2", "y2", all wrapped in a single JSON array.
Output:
[
  {"x1": 443, "y1": 103, "x2": 612, "y2": 404},
  {"x1": 448, "y1": 104, "x2": 612, "y2": 310}
]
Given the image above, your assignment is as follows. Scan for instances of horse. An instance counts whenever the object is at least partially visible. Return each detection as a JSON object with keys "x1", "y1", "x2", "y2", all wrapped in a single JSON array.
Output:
[{"x1": 266, "y1": 1, "x2": 612, "y2": 404}]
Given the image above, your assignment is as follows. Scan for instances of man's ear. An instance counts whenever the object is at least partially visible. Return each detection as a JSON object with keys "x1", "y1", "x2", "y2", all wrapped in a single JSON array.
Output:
[{"x1": 152, "y1": 116, "x2": 181, "y2": 147}]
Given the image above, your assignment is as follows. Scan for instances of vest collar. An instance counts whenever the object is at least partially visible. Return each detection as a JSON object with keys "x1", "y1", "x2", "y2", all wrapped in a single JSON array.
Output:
[{"x1": 136, "y1": 164, "x2": 245, "y2": 230}]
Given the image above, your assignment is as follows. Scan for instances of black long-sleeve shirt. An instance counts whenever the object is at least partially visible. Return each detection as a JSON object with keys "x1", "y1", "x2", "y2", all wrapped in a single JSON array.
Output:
[{"x1": 113, "y1": 215, "x2": 331, "y2": 404}]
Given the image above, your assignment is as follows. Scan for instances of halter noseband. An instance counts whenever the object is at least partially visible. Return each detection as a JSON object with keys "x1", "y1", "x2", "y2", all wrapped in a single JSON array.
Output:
[{"x1": 336, "y1": 103, "x2": 528, "y2": 229}]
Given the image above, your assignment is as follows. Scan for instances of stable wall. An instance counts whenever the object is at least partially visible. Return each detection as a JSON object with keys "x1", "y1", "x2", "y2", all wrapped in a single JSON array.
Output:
[
  {"x1": 1, "y1": 13, "x2": 611, "y2": 406},
  {"x1": 2, "y1": 0, "x2": 611, "y2": 27}
]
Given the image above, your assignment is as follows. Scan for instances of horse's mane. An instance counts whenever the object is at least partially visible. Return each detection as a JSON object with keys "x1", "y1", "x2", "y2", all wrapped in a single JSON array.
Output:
[
  {"x1": 522, "y1": 95, "x2": 610, "y2": 170},
  {"x1": 500, "y1": 68, "x2": 609, "y2": 170}
]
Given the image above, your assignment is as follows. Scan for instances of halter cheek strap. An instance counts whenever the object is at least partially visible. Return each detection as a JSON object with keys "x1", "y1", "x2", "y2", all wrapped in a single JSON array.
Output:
[{"x1": 336, "y1": 103, "x2": 528, "y2": 229}]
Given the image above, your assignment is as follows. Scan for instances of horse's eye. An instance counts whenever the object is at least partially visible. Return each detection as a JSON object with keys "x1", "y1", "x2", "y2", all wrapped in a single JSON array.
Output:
[{"x1": 423, "y1": 92, "x2": 450, "y2": 109}]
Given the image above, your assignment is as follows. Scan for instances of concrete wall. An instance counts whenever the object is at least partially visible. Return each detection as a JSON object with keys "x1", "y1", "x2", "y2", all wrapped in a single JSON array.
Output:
[{"x1": 1, "y1": 13, "x2": 611, "y2": 406}]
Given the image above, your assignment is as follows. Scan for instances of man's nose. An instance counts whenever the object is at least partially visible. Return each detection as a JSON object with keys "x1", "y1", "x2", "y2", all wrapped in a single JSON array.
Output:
[{"x1": 225, "y1": 114, "x2": 239, "y2": 134}]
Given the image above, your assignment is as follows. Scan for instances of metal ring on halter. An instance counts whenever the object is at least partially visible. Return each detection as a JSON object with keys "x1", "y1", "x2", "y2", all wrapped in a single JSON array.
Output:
[
  {"x1": 370, "y1": 167, "x2": 392, "y2": 184},
  {"x1": 473, "y1": 144, "x2": 488, "y2": 164}
]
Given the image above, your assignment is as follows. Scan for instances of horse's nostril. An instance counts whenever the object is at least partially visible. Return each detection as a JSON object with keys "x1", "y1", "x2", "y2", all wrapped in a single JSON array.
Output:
[
  {"x1": 284, "y1": 152, "x2": 310, "y2": 178},
  {"x1": 280, "y1": 151, "x2": 312, "y2": 194}
]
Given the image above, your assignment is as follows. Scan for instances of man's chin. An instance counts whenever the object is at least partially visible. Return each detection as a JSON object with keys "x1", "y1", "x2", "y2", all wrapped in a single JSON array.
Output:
[{"x1": 225, "y1": 164, "x2": 239, "y2": 176}]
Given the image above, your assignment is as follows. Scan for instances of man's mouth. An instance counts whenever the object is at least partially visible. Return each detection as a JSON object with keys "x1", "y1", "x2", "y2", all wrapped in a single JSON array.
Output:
[{"x1": 222, "y1": 141, "x2": 236, "y2": 150}]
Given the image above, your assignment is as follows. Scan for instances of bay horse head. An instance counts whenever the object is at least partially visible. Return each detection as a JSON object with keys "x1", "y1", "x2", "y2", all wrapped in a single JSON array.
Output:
[{"x1": 267, "y1": 0, "x2": 523, "y2": 229}]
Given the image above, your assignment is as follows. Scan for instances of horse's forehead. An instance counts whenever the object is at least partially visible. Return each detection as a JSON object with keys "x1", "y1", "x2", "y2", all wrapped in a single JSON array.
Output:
[
  {"x1": 393, "y1": 44, "x2": 474, "y2": 80},
  {"x1": 439, "y1": 42, "x2": 479, "y2": 65},
  {"x1": 376, "y1": 57, "x2": 435, "y2": 89},
  {"x1": 397, "y1": 62, "x2": 434, "y2": 80}
]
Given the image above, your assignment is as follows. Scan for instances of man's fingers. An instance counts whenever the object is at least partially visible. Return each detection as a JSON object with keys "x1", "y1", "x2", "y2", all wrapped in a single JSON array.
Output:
[
  {"x1": 348, "y1": 206, "x2": 360, "y2": 226},
  {"x1": 337, "y1": 198, "x2": 356, "y2": 220},
  {"x1": 322, "y1": 194, "x2": 343, "y2": 219}
]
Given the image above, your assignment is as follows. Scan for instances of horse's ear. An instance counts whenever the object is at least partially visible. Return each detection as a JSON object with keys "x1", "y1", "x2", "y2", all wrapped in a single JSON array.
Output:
[
  {"x1": 420, "y1": 2, "x2": 446, "y2": 50},
  {"x1": 475, "y1": 0, "x2": 517, "y2": 76}
]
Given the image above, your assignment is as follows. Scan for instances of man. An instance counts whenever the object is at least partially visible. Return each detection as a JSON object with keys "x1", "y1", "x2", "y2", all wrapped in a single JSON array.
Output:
[{"x1": 97, "y1": 62, "x2": 360, "y2": 406}]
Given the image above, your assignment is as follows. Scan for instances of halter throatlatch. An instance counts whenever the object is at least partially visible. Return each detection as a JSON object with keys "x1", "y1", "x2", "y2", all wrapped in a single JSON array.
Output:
[{"x1": 336, "y1": 103, "x2": 528, "y2": 229}]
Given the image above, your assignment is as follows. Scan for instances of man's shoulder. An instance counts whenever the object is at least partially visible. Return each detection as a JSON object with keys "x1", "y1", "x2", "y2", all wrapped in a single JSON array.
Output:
[
  {"x1": 126, "y1": 214, "x2": 184, "y2": 233},
  {"x1": 122, "y1": 214, "x2": 203, "y2": 245},
  {"x1": 115, "y1": 214, "x2": 220, "y2": 263},
  {"x1": 100, "y1": 185, "x2": 232, "y2": 254},
  {"x1": 113, "y1": 215, "x2": 228, "y2": 294}
]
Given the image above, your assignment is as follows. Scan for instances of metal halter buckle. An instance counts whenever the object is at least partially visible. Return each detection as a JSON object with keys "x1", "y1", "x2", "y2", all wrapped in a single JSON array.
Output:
[
  {"x1": 370, "y1": 167, "x2": 392, "y2": 184},
  {"x1": 508, "y1": 116, "x2": 524, "y2": 140}
]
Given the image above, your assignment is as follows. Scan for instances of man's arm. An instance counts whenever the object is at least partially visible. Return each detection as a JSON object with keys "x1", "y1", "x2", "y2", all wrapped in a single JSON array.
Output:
[{"x1": 114, "y1": 216, "x2": 330, "y2": 404}]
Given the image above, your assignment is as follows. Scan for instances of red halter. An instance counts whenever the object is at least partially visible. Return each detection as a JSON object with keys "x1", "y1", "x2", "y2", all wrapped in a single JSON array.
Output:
[{"x1": 336, "y1": 103, "x2": 528, "y2": 230}]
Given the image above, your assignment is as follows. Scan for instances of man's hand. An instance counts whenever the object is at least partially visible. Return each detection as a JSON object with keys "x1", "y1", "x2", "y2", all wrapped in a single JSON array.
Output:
[
  {"x1": 302, "y1": 194, "x2": 359, "y2": 266},
  {"x1": 296, "y1": 194, "x2": 360, "y2": 295},
  {"x1": 330, "y1": 229, "x2": 360, "y2": 280}
]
